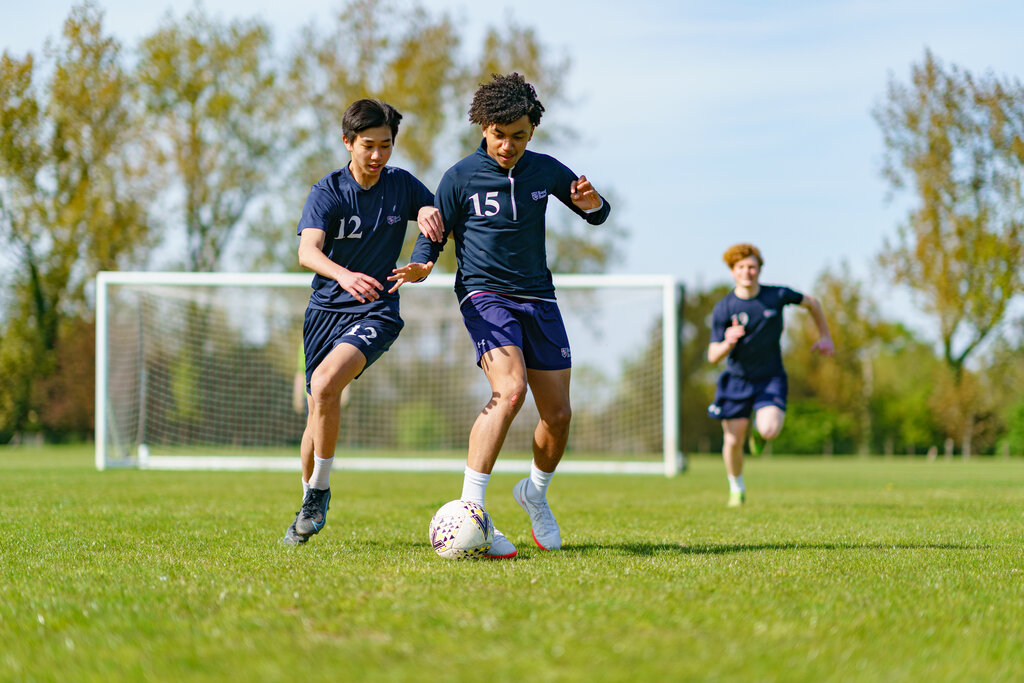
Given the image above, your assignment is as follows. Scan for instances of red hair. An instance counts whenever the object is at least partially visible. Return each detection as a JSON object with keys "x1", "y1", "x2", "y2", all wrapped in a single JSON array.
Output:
[{"x1": 722, "y1": 243, "x2": 763, "y2": 268}]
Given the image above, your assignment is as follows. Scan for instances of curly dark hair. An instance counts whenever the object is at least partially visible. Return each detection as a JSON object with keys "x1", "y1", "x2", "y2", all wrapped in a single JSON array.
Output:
[{"x1": 468, "y1": 73, "x2": 545, "y2": 127}]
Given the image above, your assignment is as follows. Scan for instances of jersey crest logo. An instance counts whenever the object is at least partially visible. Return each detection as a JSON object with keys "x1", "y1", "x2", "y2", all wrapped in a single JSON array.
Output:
[
  {"x1": 531, "y1": 190, "x2": 548, "y2": 201},
  {"x1": 386, "y1": 215, "x2": 402, "y2": 225}
]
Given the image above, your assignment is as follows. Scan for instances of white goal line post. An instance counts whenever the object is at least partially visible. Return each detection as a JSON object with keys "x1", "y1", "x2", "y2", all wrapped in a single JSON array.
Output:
[{"x1": 94, "y1": 270, "x2": 685, "y2": 476}]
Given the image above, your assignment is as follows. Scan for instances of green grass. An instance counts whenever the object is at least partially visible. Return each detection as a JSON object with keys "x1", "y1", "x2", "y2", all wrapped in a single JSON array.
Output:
[{"x1": 2, "y1": 445, "x2": 1022, "y2": 682}]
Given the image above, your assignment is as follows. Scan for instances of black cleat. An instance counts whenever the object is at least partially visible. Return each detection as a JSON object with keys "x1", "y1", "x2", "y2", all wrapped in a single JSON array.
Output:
[
  {"x1": 282, "y1": 512, "x2": 308, "y2": 545},
  {"x1": 295, "y1": 487, "x2": 331, "y2": 537}
]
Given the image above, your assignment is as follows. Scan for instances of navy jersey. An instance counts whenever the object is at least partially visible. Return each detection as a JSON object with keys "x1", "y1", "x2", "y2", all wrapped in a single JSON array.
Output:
[
  {"x1": 710, "y1": 285, "x2": 804, "y2": 380},
  {"x1": 409, "y1": 140, "x2": 611, "y2": 303},
  {"x1": 297, "y1": 165, "x2": 434, "y2": 312}
]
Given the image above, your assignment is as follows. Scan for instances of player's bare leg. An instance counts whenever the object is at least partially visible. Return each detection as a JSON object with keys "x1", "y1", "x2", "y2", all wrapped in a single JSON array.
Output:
[
  {"x1": 467, "y1": 346, "x2": 528, "y2": 474},
  {"x1": 301, "y1": 393, "x2": 315, "y2": 482},
  {"x1": 295, "y1": 343, "x2": 365, "y2": 538},
  {"x1": 754, "y1": 405, "x2": 785, "y2": 441},
  {"x1": 513, "y1": 367, "x2": 571, "y2": 550},
  {"x1": 465, "y1": 345, "x2": 527, "y2": 558},
  {"x1": 283, "y1": 394, "x2": 318, "y2": 545},
  {"x1": 722, "y1": 417, "x2": 749, "y2": 507},
  {"x1": 526, "y1": 367, "x2": 572, "y2": 472}
]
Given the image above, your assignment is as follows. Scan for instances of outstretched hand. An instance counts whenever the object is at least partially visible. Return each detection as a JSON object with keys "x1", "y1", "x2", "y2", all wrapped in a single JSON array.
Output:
[
  {"x1": 387, "y1": 261, "x2": 434, "y2": 293},
  {"x1": 812, "y1": 336, "x2": 835, "y2": 356},
  {"x1": 570, "y1": 175, "x2": 602, "y2": 211}
]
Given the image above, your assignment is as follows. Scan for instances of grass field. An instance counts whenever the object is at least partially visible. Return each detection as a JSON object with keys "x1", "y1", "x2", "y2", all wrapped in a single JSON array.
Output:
[{"x1": 1, "y1": 445, "x2": 1022, "y2": 682}]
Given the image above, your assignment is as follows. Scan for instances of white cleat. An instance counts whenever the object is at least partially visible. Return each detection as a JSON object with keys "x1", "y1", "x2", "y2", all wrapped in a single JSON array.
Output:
[
  {"x1": 485, "y1": 527, "x2": 517, "y2": 559},
  {"x1": 513, "y1": 478, "x2": 561, "y2": 550}
]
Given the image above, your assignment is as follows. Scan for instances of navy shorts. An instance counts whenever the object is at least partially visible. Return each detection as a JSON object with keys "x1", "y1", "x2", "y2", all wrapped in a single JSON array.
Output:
[
  {"x1": 460, "y1": 292, "x2": 572, "y2": 370},
  {"x1": 707, "y1": 372, "x2": 788, "y2": 420},
  {"x1": 303, "y1": 306, "x2": 404, "y2": 391}
]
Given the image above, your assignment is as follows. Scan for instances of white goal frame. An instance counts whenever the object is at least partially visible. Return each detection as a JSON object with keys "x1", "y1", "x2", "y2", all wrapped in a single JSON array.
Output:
[{"x1": 95, "y1": 271, "x2": 683, "y2": 476}]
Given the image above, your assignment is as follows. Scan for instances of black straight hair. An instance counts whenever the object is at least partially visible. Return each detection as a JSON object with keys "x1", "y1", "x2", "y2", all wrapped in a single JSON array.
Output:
[{"x1": 342, "y1": 99, "x2": 403, "y2": 142}]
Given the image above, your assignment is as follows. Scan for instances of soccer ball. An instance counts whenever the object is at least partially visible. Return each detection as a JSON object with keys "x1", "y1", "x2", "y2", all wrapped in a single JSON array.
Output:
[{"x1": 428, "y1": 499, "x2": 494, "y2": 559}]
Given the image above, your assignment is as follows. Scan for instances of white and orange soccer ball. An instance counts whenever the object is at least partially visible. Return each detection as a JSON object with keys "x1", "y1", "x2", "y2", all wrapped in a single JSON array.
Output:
[{"x1": 428, "y1": 499, "x2": 494, "y2": 559}]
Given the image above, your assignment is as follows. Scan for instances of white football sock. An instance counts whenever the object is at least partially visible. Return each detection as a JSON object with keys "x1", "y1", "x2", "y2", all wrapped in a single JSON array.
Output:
[
  {"x1": 461, "y1": 467, "x2": 490, "y2": 506},
  {"x1": 728, "y1": 474, "x2": 745, "y2": 493},
  {"x1": 302, "y1": 479, "x2": 310, "y2": 497},
  {"x1": 528, "y1": 462, "x2": 553, "y2": 501},
  {"x1": 308, "y1": 454, "x2": 333, "y2": 490}
]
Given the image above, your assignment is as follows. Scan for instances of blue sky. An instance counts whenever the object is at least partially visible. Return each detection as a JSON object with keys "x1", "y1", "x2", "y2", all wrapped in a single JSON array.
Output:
[{"x1": 4, "y1": 0, "x2": 1024, "y2": 333}]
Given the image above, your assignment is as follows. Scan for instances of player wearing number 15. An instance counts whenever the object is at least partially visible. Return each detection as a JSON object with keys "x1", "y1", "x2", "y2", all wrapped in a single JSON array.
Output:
[
  {"x1": 395, "y1": 73, "x2": 611, "y2": 558},
  {"x1": 283, "y1": 99, "x2": 441, "y2": 545}
]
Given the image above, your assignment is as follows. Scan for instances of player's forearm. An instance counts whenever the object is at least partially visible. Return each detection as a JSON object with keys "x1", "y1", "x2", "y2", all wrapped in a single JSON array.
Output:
[
  {"x1": 409, "y1": 232, "x2": 443, "y2": 267},
  {"x1": 298, "y1": 243, "x2": 349, "y2": 283},
  {"x1": 707, "y1": 340, "x2": 733, "y2": 364},
  {"x1": 803, "y1": 296, "x2": 832, "y2": 340}
]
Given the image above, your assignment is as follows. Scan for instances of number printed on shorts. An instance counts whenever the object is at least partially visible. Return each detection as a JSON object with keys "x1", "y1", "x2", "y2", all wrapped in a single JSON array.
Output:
[{"x1": 345, "y1": 324, "x2": 378, "y2": 345}]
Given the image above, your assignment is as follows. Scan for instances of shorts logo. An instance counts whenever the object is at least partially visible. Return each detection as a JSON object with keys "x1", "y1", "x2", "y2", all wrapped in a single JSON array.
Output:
[
  {"x1": 560, "y1": 347, "x2": 571, "y2": 358},
  {"x1": 531, "y1": 190, "x2": 548, "y2": 201},
  {"x1": 708, "y1": 403, "x2": 721, "y2": 416},
  {"x1": 386, "y1": 215, "x2": 402, "y2": 225}
]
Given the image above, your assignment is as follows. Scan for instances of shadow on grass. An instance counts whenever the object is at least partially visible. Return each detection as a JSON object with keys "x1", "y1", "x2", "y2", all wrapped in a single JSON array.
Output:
[{"x1": 561, "y1": 541, "x2": 986, "y2": 557}]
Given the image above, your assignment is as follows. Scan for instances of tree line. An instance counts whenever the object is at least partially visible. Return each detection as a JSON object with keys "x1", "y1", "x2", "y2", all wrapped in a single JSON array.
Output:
[
  {"x1": 1, "y1": 4, "x2": 1023, "y2": 456},
  {"x1": 0, "y1": 0, "x2": 625, "y2": 443}
]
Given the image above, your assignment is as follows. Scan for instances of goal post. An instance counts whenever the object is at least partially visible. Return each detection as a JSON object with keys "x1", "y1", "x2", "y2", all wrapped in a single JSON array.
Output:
[{"x1": 95, "y1": 271, "x2": 684, "y2": 476}]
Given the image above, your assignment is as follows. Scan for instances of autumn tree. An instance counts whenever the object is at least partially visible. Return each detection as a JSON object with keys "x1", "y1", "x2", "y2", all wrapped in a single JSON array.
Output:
[
  {"x1": 783, "y1": 264, "x2": 906, "y2": 453},
  {"x1": 136, "y1": 6, "x2": 290, "y2": 271},
  {"x1": 0, "y1": 2, "x2": 152, "y2": 440},
  {"x1": 286, "y1": 0, "x2": 459, "y2": 182},
  {"x1": 247, "y1": 1, "x2": 624, "y2": 275},
  {"x1": 873, "y1": 49, "x2": 1024, "y2": 455}
]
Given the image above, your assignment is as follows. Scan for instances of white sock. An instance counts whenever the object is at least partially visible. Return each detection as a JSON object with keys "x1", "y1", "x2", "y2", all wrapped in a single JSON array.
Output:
[
  {"x1": 461, "y1": 467, "x2": 490, "y2": 506},
  {"x1": 528, "y1": 462, "x2": 553, "y2": 501},
  {"x1": 728, "y1": 474, "x2": 745, "y2": 493},
  {"x1": 302, "y1": 479, "x2": 310, "y2": 497},
  {"x1": 309, "y1": 454, "x2": 334, "y2": 490}
]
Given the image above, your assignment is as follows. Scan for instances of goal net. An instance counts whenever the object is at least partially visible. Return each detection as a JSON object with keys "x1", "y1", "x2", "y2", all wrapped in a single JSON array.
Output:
[{"x1": 95, "y1": 271, "x2": 682, "y2": 475}]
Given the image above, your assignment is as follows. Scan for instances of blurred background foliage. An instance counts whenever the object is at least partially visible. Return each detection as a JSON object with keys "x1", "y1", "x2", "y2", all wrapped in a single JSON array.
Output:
[{"x1": 2, "y1": 2, "x2": 1023, "y2": 456}]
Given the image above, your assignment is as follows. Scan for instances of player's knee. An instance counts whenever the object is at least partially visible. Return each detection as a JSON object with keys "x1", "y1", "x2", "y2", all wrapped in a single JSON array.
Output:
[
  {"x1": 495, "y1": 382, "x2": 528, "y2": 412},
  {"x1": 542, "y1": 404, "x2": 572, "y2": 433},
  {"x1": 757, "y1": 420, "x2": 784, "y2": 441},
  {"x1": 309, "y1": 375, "x2": 342, "y2": 407}
]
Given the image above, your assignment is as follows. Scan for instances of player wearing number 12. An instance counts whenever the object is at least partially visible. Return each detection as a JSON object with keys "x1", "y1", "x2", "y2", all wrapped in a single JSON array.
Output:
[
  {"x1": 396, "y1": 73, "x2": 611, "y2": 558},
  {"x1": 283, "y1": 99, "x2": 441, "y2": 545}
]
